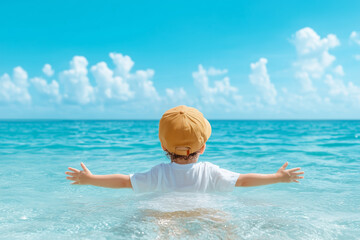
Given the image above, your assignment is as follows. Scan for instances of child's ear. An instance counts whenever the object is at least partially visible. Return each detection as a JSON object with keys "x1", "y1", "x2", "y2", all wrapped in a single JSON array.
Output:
[{"x1": 199, "y1": 144, "x2": 206, "y2": 154}]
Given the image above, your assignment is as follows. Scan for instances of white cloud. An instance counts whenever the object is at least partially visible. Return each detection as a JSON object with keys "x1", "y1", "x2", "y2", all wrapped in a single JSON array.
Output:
[
  {"x1": 279, "y1": 88, "x2": 327, "y2": 115},
  {"x1": 42, "y1": 64, "x2": 54, "y2": 77},
  {"x1": 0, "y1": 66, "x2": 31, "y2": 104},
  {"x1": 91, "y1": 61, "x2": 134, "y2": 101},
  {"x1": 350, "y1": 31, "x2": 360, "y2": 45},
  {"x1": 295, "y1": 72, "x2": 316, "y2": 92},
  {"x1": 324, "y1": 74, "x2": 348, "y2": 96},
  {"x1": 249, "y1": 58, "x2": 277, "y2": 104},
  {"x1": 207, "y1": 67, "x2": 228, "y2": 76},
  {"x1": 59, "y1": 56, "x2": 95, "y2": 105},
  {"x1": 0, "y1": 53, "x2": 160, "y2": 108},
  {"x1": 324, "y1": 74, "x2": 360, "y2": 105},
  {"x1": 333, "y1": 65, "x2": 344, "y2": 76},
  {"x1": 214, "y1": 77, "x2": 237, "y2": 95},
  {"x1": 2, "y1": 42, "x2": 360, "y2": 118},
  {"x1": 347, "y1": 82, "x2": 360, "y2": 104},
  {"x1": 295, "y1": 53, "x2": 335, "y2": 79},
  {"x1": 293, "y1": 27, "x2": 340, "y2": 92},
  {"x1": 109, "y1": 52, "x2": 134, "y2": 77},
  {"x1": 293, "y1": 27, "x2": 339, "y2": 55},
  {"x1": 131, "y1": 69, "x2": 160, "y2": 101},
  {"x1": 30, "y1": 77, "x2": 61, "y2": 102},
  {"x1": 193, "y1": 65, "x2": 237, "y2": 97},
  {"x1": 193, "y1": 64, "x2": 240, "y2": 107},
  {"x1": 166, "y1": 87, "x2": 187, "y2": 103},
  {"x1": 108, "y1": 52, "x2": 160, "y2": 102},
  {"x1": 193, "y1": 65, "x2": 213, "y2": 98},
  {"x1": 354, "y1": 54, "x2": 360, "y2": 61}
]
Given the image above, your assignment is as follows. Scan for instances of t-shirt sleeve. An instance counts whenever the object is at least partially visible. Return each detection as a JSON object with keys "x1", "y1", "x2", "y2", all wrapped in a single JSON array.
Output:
[
  {"x1": 129, "y1": 164, "x2": 162, "y2": 193},
  {"x1": 208, "y1": 163, "x2": 240, "y2": 192}
]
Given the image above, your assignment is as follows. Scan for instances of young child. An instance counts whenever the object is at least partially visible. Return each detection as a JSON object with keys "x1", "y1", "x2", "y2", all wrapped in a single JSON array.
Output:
[{"x1": 66, "y1": 105, "x2": 304, "y2": 192}]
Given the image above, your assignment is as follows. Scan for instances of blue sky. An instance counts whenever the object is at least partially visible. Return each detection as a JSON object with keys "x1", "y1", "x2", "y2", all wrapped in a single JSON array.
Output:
[{"x1": 1, "y1": 0, "x2": 360, "y2": 119}]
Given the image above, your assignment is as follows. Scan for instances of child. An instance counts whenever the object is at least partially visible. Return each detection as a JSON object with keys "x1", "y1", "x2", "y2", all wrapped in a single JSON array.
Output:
[{"x1": 66, "y1": 105, "x2": 304, "y2": 192}]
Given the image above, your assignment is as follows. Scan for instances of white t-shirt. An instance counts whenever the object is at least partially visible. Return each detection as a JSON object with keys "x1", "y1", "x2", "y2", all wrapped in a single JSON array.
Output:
[{"x1": 129, "y1": 161, "x2": 240, "y2": 193}]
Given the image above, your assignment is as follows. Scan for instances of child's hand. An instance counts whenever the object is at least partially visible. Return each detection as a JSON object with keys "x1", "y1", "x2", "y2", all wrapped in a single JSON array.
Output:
[
  {"x1": 275, "y1": 162, "x2": 304, "y2": 183},
  {"x1": 65, "y1": 162, "x2": 93, "y2": 185}
]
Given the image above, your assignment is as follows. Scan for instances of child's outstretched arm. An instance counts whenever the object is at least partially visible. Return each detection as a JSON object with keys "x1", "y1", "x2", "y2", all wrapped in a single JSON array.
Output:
[
  {"x1": 65, "y1": 163, "x2": 132, "y2": 189},
  {"x1": 235, "y1": 162, "x2": 304, "y2": 187}
]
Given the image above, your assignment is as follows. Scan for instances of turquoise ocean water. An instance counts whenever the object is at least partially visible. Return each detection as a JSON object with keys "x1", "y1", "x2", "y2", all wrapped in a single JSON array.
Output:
[{"x1": 0, "y1": 120, "x2": 359, "y2": 239}]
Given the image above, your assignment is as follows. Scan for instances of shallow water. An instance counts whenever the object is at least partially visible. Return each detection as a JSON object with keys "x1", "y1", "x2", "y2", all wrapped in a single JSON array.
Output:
[{"x1": 0, "y1": 120, "x2": 359, "y2": 239}]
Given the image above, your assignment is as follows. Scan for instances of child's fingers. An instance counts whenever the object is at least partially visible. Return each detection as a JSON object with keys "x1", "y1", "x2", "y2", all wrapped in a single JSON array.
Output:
[
  {"x1": 80, "y1": 162, "x2": 89, "y2": 172},
  {"x1": 65, "y1": 171, "x2": 76, "y2": 176},
  {"x1": 294, "y1": 176, "x2": 304, "y2": 179},
  {"x1": 289, "y1": 167, "x2": 301, "y2": 172},
  {"x1": 281, "y1": 162, "x2": 288, "y2": 169},
  {"x1": 71, "y1": 181, "x2": 79, "y2": 185},
  {"x1": 294, "y1": 171, "x2": 304, "y2": 175},
  {"x1": 293, "y1": 180, "x2": 300, "y2": 183},
  {"x1": 68, "y1": 167, "x2": 80, "y2": 173},
  {"x1": 66, "y1": 176, "x2": 76, "y2": 181}
]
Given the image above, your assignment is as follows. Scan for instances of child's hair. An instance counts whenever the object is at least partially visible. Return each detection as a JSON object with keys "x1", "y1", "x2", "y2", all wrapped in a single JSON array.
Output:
[{"x1": 165, "y1": 150, "x2": 201, "y2": 162}]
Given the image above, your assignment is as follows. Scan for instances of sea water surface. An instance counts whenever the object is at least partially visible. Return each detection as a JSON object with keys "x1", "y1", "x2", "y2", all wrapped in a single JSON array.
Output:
[{"x1": 0, "y1": 120, "x2": 359, "y2": 239}]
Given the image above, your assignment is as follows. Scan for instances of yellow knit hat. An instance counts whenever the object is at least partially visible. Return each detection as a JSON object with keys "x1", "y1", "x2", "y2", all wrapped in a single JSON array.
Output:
[{"x1": 159, "y1": 105, "x2": 212, "y2": 156}]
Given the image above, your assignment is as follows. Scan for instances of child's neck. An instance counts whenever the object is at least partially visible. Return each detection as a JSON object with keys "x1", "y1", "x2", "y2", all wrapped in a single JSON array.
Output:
[{"x1": 172, "y1": 158, "x2": 199, "y2": 165}]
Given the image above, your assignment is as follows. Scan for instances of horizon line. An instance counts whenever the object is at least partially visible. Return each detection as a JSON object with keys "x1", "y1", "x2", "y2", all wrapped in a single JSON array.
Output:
[{"x1": 1, "y1": 118, "x2": 360, "y2": 121}]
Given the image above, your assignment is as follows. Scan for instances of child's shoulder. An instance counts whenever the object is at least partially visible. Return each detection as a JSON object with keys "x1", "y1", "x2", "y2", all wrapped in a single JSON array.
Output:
[
  {"x1": 150, "y1": 161, "x2": 220, "y2": 170},
  {"x1": 200, "y1": 161, "x2": 218, "y2": 166},
  {"x1": 196, "y1": 161, "x2": 220, "y2": 170}
]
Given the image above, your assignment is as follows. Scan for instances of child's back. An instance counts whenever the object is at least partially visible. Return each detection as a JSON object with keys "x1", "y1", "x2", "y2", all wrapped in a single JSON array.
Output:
[{"x1": 130, "y1": 161, "x2": 239, "y2": 193}]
